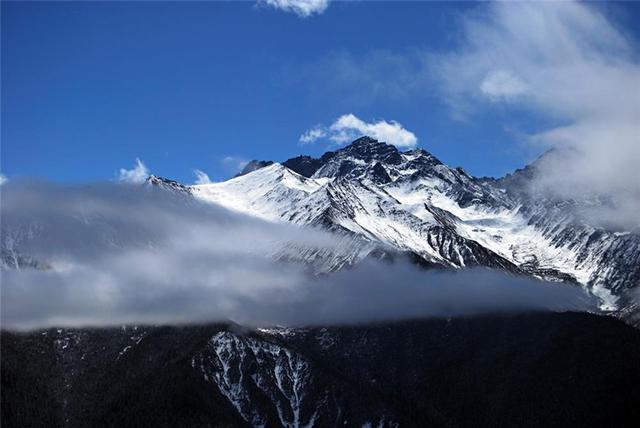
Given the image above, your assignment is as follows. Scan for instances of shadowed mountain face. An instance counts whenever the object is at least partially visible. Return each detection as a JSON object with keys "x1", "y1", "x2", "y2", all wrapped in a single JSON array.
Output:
[
  {"x1": 190, "y1": 137, "x2": 639, "y2": 320},
  {"x1": 2, "y1": 312, "x2": 640, "y2": 428}
]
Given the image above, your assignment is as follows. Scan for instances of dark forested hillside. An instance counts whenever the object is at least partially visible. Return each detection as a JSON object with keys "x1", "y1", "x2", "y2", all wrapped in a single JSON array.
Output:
[{"x1": 2, "y1": 312, "x2": 639, "y2": 428}]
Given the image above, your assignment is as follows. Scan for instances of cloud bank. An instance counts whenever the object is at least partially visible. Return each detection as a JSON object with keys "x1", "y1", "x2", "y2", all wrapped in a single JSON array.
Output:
[
  {"x1": 118, "y1": 158, "x2": 150, "y2": 184},
  {"x1": 260, "y1": 0, "x2": 329, "y2": 18},
  {"x1": 300, "y1": 114, "x2": 418, "y2": 148},
  {"x1": 432, "y1": 1, "x2": 640, "y2": 228},
  {"x1": 1, "y1": 182, "x2": 594, "y2": 330}
]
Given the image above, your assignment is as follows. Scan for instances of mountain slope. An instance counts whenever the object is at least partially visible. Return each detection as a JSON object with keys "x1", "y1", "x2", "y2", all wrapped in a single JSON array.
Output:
[
  {"x1": 3, "y1": 313, "x2": 640, "y2": 428},
  {"x1": 191, "y1": 137, "x2": 639, "y2": 314}
]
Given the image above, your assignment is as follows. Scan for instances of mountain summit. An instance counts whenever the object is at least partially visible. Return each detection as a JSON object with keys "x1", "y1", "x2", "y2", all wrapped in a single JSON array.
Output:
[{"x1": 190, "y1": 136, "x2": 639, "y2": 319}]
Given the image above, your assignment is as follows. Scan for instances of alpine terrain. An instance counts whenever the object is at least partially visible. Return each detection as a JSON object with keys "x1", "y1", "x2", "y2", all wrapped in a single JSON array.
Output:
[
  {"x1": 187, "y1": 137, "x2": 639, "y2": 321},
  {"x1": 2, "y1": 137, "x2": 639, "y2": 428}
]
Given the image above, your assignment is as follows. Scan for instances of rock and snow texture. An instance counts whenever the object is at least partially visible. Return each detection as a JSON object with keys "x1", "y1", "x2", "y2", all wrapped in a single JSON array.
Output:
[
  {"x1": 189, "y1": 326, "x2": 399, "y2": 428},
  {"x1": 6, "y1": 315, "x2": 639, "y2": 427},
  {"x1": 194, "y1": 331, "x2": 318, "y2": 428},
  {"x1": 192, "y1": 137, "x2": 639, "y2": 312},
  {"x1": 2, "y1": 137, "x2": 637, "y2": 315}
]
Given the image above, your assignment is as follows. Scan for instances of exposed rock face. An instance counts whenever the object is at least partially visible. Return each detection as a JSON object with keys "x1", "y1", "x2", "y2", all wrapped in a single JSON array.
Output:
[
  {"x1": 191, "y1": 137, "x2": 639, "y2": 317},
  {"x1": 3, "y1": 137, "x2": 638, "y2": 319},
  {"x1": 145, "y1": 175, "x2": 193, "y2": 195}
]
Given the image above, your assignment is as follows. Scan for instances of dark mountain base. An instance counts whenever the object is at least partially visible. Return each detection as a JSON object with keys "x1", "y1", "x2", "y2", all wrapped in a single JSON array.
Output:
[{"x1": 2, "y1": 312, "x2": 640, "y2": 428}]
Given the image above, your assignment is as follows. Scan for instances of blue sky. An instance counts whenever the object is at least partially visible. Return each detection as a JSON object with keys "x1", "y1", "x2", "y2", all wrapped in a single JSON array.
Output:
[{"x1": 2, "y1": 1, "x2": 639, "y2": 184}]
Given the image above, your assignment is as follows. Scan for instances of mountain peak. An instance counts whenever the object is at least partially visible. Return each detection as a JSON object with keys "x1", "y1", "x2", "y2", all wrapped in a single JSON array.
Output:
[
  {"x1": 235, "y1": 160, "x2": 274, "y2": 178},
  {"x1": 335, "y1": 136, "x2": 401, "y2": 163},
  {"x1": 282, "y1": 137, "x2": 443, "y2": 180},
  {"x1": 350, "y1": 135, "x2": 383, "y2": 146},
  {"x1": 345, "y1": 136, "x2": 398, "y2": 153},
  {"x1": 145, "y1": 175, "x2": 192, "y2": 194}
]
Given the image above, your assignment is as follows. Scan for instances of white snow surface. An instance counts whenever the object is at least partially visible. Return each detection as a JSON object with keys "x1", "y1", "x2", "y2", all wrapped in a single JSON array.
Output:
[{"x1": 189, "y1": 153, "x2": 632, "y2": 310}]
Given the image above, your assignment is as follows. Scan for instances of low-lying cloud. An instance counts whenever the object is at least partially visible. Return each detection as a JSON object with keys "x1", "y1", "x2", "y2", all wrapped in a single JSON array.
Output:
[{"x1": 1, "y1": 182, "x2": 594, "y2": 330}]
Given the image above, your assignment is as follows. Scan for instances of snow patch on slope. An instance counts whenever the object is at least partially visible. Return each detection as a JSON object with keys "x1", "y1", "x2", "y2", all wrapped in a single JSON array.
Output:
[{"x1": 194, "y1": 331, "x2": 317, "y2": 428}]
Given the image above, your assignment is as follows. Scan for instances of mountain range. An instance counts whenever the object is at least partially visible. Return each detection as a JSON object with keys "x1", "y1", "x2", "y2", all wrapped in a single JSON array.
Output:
[
  {"x1": 149, "y1": 136, "x2": 638, "y2": 322},
  {"x1": 3, "y1": 136, "x2": 640, "y2": 428}
]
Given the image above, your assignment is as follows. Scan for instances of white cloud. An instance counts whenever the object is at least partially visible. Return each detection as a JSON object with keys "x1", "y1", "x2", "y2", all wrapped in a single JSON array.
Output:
[
  {"x1": 1, "y1": 183, "x2": 592, "y2": 329},
  {"x1": 431, "y1": 1, "x2": 640, "y2": 228},
  {"x1": 0, "y1": 174, "x2": 7, "y2": 186},
  {"x1": 480, "y1": 69, "x2": 528, "y2": 101},
  {"x1": 299, "y1": 127, "x2": 327, "y2": 145},
  {"x1": 193, "y1": 169, "x2": 212, "y2": 185},
  {"x1": 260, "y1": 0, "x2": 329, "y2": 18},
  {"x1": 118, "y1": 158, "x2": 150, "y2": 184},
  {"x1": 300, "y1": 114, "x2": 418, "y2": 148},
  {"x1": 221, "y1": 156, "x2": 249, "y2": 173}
]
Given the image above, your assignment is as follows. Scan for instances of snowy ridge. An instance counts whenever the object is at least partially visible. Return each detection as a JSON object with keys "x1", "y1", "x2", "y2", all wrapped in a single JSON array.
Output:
[
  {"x1": 192, "y1": 164, "x2": 329, "y2": 223},
  {"x1": 190, "y1": 137, "x2": 639, "y2": 312}
]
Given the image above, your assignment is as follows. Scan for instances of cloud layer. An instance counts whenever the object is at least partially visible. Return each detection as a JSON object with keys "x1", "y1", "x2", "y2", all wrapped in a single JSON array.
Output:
[
  {"x1": 260, "y1": 0, "x2": 329, "y2": 18},
  {"x1": 300, "y1": 113, "x2": 418, "y2": 148},
  {"x1": 1, "y1": 182, "x2": 593, "y2": 330}
]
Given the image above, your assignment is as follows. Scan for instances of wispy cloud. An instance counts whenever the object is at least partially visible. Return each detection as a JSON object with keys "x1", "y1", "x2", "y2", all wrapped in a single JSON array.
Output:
[
  {"x1": 479, "y1": 69, "x2": 528, "y2": 101},
  {"x1": 299, "y1": 127, "x2": 327, "y2": 144},
  {"x1": 221, "y1": 156, "x2": 249, "y2": 174},
  {"x1": 431, "y1": 1, "x2": 640, "y2": 228},
  {"x1": 300, "y1": 113, "x2": 418, "y2": 148},
  {"x1": 1, "y1": 182, "x2": 593, "y2": 330},
  {"x1": 193, "y1": 169, "x2": 212, "y2": 185},
  {"x1": 118, "y1": 158, "x2": 149, "y2": 184},
  {"x1": 0, "y1": 174, "x2": 7, "y2": 186},
  {"x1": 283, "y1": 49, "x2": 431, "y2": 105},
  {"x1": 259, "y1": 0, "x2": 329, "y2": 18}
]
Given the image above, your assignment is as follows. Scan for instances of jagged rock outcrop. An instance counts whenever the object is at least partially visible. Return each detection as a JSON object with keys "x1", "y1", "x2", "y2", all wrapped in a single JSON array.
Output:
[{"x1": 191, "y1": 137, "x2": 639, "y2": 315}]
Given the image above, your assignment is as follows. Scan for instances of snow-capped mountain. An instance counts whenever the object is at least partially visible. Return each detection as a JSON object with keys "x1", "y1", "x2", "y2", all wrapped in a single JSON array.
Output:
[
  {"x1": 191, "y1": 137, "x2": 639, "y2": 314},
  {"x1": 3, "y1": 138, "x2": 640, "y2": 428},
  {"x1": 146, "y1": 174, "x2": 193, "y2": 194}
]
